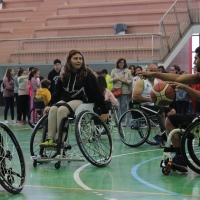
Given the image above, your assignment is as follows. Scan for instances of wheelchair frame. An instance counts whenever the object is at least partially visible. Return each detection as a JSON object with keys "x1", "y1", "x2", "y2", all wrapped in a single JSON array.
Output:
[
  {"x1": 161, "y1": 118, "x2": 200, "y2": 175},
  {"x1": 30, "y1": 103, "x2": 113, "y2": 169},
  {"x1": 118, "y1": 105, "x2": 161, "y2": 147},
  {"x1": 0, "y1": 122, "x2": 26, "y2": 194}
]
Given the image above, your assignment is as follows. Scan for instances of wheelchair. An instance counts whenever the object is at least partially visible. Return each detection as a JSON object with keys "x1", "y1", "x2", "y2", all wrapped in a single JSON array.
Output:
[
  {"x1": 161, "y1": 116, "x2": 200, "y2": 175},
  {"x1": 0, "y1": 122, "x2": 26, "y2": 194},
  {"x1": 30, "y1": 103, "x2": 113, "y2": 169},
  {"x1": 118, "y1": 102, "x2": 161, "y2": 147},
  {"x1": 28, "y1": 97, "x2": 45, "y2": 128}
]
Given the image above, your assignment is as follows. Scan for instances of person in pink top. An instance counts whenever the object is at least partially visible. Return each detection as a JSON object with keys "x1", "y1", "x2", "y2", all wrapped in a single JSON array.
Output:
[
  {"x1": 29, "y1": 68, "x2": 41, "y2": 123},
  {"x1": 97, "y1": 75, "x2": 119, "y2": 108},
  {"x1": 3, "y1": 68, "x2": 16, "y2": 124}
]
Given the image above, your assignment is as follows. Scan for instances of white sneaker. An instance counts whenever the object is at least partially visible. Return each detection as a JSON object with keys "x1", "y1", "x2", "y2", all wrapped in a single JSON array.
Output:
[
  {"x1": 4, "y1": 120, "x2": 9, "y2": 124},
  {"x1": 12, "y1": 120, "x2": 17, "y2": 124}
]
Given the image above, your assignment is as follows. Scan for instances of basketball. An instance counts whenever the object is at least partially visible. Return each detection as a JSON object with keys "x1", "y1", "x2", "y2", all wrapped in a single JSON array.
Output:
[{"x1": 150, "y1": 82, "x2": 175, "y2": 106}]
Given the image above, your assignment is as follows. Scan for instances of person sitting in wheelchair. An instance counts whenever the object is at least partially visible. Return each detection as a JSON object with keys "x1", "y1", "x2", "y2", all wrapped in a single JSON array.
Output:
[
  {"x1": 132, "y1": 63, "x2": 176, "y2": 147},
  {"x1": 35, "y1": 79, "x2": 51, "y2": 106},
  {"x1": 139, "y1": 47, "x2": 200, "y2": 172},
  {"x1": 40, "y1": 50, "x2": 109, "y2": 148},
  {"x1": 97, "y1": 75, "x2": 119, "y2": 109}
]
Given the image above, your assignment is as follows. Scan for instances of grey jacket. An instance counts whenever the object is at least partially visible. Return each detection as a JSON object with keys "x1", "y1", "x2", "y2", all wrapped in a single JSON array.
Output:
[{"x1": 109, "y1": 68, "x2": 132, "y2": 94}]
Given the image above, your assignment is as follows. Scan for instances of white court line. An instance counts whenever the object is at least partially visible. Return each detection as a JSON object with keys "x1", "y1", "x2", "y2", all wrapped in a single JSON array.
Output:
[{"x1": 73, "y1": 148, "x2": 162, "y2": 190}]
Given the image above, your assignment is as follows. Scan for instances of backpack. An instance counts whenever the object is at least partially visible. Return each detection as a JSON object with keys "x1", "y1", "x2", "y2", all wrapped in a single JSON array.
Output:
[{"x1": 1, "y1": 82, "x2": 5, "y2": 93}]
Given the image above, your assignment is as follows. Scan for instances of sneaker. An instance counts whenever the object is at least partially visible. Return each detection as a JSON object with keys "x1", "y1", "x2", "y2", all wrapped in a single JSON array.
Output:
[
  {"x1": 39, "y1": 139, "x2": 57, "y2": 148},
  {"x1": 23, "y1": 120, "x2": 28, "y2": 124},
  {"x1": 153, "y1": 133, "x2": 167, "y2": 148},
  {"x1": 18, "y1": 120, "x2": 25, "y2": 125},
  {"x1": 165, "y1": 155, "x2": 188, "y2": 173},
  {"x1": 12, "y1": 120, "x2": 17, "y2": 124},
  {"x1": 4, "y1": 120, "x2": 9, "y2": 124}
]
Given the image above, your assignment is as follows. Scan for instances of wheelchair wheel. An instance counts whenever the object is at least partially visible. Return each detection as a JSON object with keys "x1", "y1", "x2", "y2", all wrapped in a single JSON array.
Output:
[
  {"x1": 145, "y1": 115, "x2": 160, "y2": 145},
  {"x1": 30, "y1": 114, "x2": 57, "y2": 164},
  {"x1": 0, "y1": 122, "x2": 25, "y2": 194},
  {"x1": 75, "y1": 110, "x2": 113, "y2": 167},
  {"x1": 181, "y1": 120, "x2": 200, "y2": 174},
  {"x1": 118, "y1": 109, "x2": 150, "y2": 147},
  {"x1": 28, "y1": 106, "x2": 43, "y2": 128}
]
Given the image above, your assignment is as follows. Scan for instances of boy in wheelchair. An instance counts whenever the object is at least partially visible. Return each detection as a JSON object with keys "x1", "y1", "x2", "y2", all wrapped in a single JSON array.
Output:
[
  {"x1": 132, "y1": 63, "x2": 176, "y2": 147},
  {"x1": 40, "y1": 50, "x2": 109, "y2": 148},
  {"x1": 140, "y1": 46, "x2": 200, "y2": 172}
]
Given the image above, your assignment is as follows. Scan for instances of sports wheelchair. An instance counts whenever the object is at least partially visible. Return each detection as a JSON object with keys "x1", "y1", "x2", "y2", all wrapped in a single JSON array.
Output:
[
  {"x1": 30, "y1": 103, "x2": 113, "y2": 169},
  {"x1": 118, "y1": 102, "x2": 162, "y2": 147},
  {"x1": 161, "y1": 116, "x2": 200, "y2": 175},
  {"x1": 0, "y1": 122, "x2": 26, "y2": 194},
  {"x1": 28, "y1": 97, "x2": 45, "y2": 128}
]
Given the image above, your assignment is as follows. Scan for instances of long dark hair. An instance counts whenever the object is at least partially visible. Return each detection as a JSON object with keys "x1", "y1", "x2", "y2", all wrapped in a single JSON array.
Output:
[
  {"x1": 5, "y1": 68, "x2": 14, "y2": 82},
  {"x1": 28, "y1": 68, "x2": 39, "y2": 80},
  {"x1": 61, "y1": 50, "x2": 88, "y2": 83},
  {"x1": 18, "y1": 69, "x2": 26, "y2": 77},
  {"x1": 97, "y1": 75, "x2": 107, "y2": 96}
]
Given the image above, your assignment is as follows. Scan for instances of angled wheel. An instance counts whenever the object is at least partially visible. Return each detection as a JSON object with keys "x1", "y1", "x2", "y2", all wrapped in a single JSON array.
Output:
[
  {"x1": 181, "y1": 119, "x2": 200, "y2": 174},
  {"x1": 118, "y1": 109, "x2": 150, "y2": 147},
  {"x1": 146, "y1": 115, "x2": 160, "y2": 145},
  {"x1": 28, "y1": 106, "x2": 43, "y2": 128},
  {"x1": 75, "y1": 110, "x2": 113, "y2": 167},
  {"x1": 0, "y1": 122, "x2": 26, "y2": 194},
  {"x1": 30, "y1": 114, "x2": 57, "y2": 163}
]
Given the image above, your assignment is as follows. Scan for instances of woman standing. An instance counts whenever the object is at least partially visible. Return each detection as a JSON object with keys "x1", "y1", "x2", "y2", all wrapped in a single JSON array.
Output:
[
  {"x1": 110, "y1": 58, "x2": 132, "y2": 118},
  {"x1": 3, "y1": 68, "x2": 15, "y2": 124},
  {"x1": 40, "y1": 50, "x2": 108, "y2": 147},
  {"x1": 17, "y1": 69, "x2": 29, "y2": 124}
]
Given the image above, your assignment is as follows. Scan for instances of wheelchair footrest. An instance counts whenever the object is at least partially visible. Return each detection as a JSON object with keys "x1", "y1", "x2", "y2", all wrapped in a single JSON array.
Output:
[{"x1": 30, "y1": 156, "x2": 85, "y2": 162}]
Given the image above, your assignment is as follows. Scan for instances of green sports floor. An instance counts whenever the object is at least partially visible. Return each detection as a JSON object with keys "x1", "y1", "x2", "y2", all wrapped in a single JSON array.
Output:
[{"x1": 0, "y1": 111, "x2": 200, "y2": 200}]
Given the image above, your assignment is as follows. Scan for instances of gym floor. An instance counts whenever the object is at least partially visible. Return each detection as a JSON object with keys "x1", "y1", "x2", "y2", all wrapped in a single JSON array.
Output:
[{"x1": 0, "y1": 112, "x2": 200, "y2": 200}]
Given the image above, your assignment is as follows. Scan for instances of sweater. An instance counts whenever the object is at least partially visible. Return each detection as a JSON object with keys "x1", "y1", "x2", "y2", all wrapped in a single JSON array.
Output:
[
  {"x1": 48, "y1": 71, "x2": 108, "y2": 114},
  {"x1": 109, "y1": 68, "x2": 132, "y2": 94},
  {"x1": 36, "y1": 88, "x2": 51, "y2": 106},
  {"x1": 104, "y1": 88, "x2": 118, "y2": 107},
  {"x1": 3, "y1": 77, "x2": 14, "y2": 97},
  {"x1": 105, "y1": 74, "x2": 113, "y2": 90},
  {"x1": 18, "y1": 76, "x2": 29, "y2": 96}
]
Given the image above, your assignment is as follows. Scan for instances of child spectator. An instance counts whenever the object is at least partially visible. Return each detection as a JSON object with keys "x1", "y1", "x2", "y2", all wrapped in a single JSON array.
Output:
[
  {"x1": 35, "y1": 79, "x2": 51, "y2": 106},
  {"x1": 17, "y1": 69, "x2": 29, "y2": 124}
]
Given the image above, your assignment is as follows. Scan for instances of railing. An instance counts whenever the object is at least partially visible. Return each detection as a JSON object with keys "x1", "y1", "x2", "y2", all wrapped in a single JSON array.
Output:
[
  {"x1": 0, "y1": 34, "x2": 162, "y2": 64},
  {"x1": 159, "y1": 0, "x2": 200, "y2": 61},
  {"x1": 0, "y1": 0, "x2": 199, "y2": 65}
]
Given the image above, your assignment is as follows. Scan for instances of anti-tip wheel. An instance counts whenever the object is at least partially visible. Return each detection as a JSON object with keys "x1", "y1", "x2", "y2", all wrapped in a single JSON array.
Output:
[
  {"x1": 54, "y1": 162, "x2": 61, "y2": 169},
  {"x1": 33, "y1": 160, "x2": 37, "y2": 168},
  {"x1": 162, "y1": 167, "x2": 171, "y2": 175}
]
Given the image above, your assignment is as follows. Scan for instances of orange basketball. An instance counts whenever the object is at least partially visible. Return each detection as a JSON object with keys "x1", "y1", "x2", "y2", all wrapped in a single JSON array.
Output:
[{"x1": 150, "y1": 82, "x2": 175, "y2": 106}]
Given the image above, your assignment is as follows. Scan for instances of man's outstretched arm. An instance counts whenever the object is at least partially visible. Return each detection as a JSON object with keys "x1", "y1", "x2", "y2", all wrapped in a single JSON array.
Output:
[{"x1": 140, "y1": 71, "x2": 200, "y2": 85}]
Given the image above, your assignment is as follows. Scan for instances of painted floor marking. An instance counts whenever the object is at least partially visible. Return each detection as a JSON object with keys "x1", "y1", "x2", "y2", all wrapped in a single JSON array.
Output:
[{"x1": 131, "y1": 156, "x2": 181, "y2": 196}]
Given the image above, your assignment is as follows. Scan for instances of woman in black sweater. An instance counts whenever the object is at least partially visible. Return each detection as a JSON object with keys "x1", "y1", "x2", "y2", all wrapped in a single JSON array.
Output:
[{"x1": 40, "y1": 50, "x2": 108, "y2": 147}]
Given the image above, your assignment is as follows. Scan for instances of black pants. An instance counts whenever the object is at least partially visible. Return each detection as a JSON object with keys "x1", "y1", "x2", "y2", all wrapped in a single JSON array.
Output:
[
  {"x1": 14, "y1": 93, "x2": 20, "y2": 120},
  {"x1": 18, "y1": 95, "x2": 30, "y2": 121},
  {"x1": 4, "y1": 96, "x2": 14, "y2": 120}
]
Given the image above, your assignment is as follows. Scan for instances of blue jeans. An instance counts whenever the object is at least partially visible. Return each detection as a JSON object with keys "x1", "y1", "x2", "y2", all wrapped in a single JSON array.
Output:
[{"x1": 117, "y1": 94, "x2": 130, "y2": 118}]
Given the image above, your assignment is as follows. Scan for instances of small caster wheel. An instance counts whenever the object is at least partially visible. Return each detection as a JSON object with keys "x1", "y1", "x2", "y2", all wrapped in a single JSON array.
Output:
[
  {"x1": 7, "y1": 175, "x2": 14, "y2": 184},
  {"x1": 162, "y1": 167, "x2": 170, "y2": 175},
  {"x1": 33, "y1": 160, "x2": 37, "y2": 168},
  {"x1": 55, "y1": 162, "x2": 61, "y2": 169}
]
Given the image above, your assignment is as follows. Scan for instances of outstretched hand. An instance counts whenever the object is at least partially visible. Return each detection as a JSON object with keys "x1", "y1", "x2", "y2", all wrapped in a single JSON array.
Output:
[
  {"x1": 168, "y1": 82, "x2": 186, "y2": 90},
  {"x1": 138, "y1": 71, "x2": 154, "y2": 79}
]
